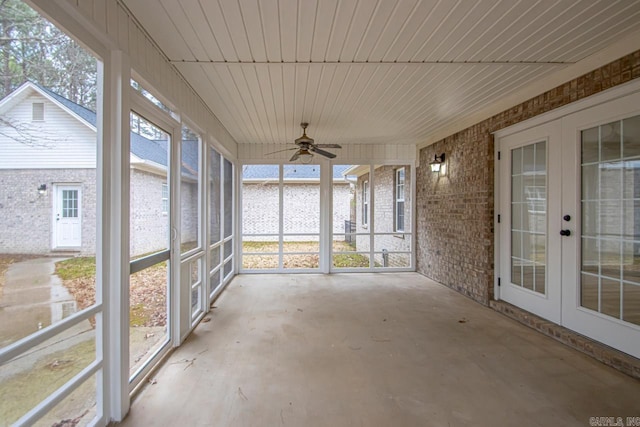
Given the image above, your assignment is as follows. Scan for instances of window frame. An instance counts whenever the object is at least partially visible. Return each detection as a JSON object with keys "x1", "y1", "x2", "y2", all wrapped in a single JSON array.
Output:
[
  {"x1": 32, "y1": 102, "x2": 45, "y2": 121},
  {"x1": 395, "y1": 167, "x2": 405, "y2": 232},
  {"x1": 161, "y1": 182, "x2": 169, "y2": 215},
  {"x1": 362, "y1": 180, "x2": 369, "y2": 227}
]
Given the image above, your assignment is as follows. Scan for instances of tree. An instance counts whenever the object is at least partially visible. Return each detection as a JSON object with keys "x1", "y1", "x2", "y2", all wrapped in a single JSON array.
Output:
[{"x1": 0, "y1": 0, "x2": 96, "y2": 110}]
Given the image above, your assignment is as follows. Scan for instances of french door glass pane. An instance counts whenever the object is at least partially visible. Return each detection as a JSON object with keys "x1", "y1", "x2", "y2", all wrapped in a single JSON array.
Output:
[
  {"x1": 580, "y1": 115, "x2": 640, "y2": 326},
  {"x1": 511, "y1": 141, "x2": 547, "y2": 294}
]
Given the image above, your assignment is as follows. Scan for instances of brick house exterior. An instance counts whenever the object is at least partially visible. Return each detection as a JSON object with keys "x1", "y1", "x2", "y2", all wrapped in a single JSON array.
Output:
[
  {"x1": 242, "y1": 165, "x2": 352, "y2": 240},
  {"x1": 0, "y1": 82, "x2": 187, "y2": 257},
  {"x1": 352, "y1": 165, "x2": 412, "y2": 267},
  {"x1": 416, "y1": 49, "x2": 640, "y2": 306}
]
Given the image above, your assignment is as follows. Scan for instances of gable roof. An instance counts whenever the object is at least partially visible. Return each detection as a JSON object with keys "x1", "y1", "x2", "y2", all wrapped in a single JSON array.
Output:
[{"x1": 35, "y1": 83, "x2": 97, "y2": 128}]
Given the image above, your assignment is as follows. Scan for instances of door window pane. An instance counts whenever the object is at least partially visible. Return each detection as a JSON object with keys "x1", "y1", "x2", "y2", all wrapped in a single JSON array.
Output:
[
  {"x1": 511, "y1": 142, "x2": 546, "y2": 294},
  {"x1": 580, "y1": 115, "x2": 640, "y2": 325},
  {"x1": 623, "y1": 283, "x2": 640, "y2": 326}
]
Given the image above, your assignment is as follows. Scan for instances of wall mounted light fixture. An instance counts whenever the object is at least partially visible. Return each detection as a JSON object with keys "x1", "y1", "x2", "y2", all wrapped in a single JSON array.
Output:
[
  {"x1": 38, "y1": 184, "x2": 47, "y2": 195},
  {"x1": 430, "y1": 153, "x2": 445, "y2": 173}
]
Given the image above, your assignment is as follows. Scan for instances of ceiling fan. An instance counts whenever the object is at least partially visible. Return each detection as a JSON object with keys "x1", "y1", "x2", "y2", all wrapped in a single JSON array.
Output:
[{"x1": 267, "y1": 123, "x2": 342, "y2": 163}]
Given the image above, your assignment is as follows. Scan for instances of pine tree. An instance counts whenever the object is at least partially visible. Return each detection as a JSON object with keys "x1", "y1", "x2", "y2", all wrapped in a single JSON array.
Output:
[{"x1": 0, "y1": 0, "x2": 97, "y2": 109}]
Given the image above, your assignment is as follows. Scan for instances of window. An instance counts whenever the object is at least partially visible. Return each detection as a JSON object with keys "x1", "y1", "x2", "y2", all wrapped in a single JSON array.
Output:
[
  {"x1": 162, "y1": 183, "x2": 169, "y2": 214},
  {"x1": 32, "y1": 102, "x2": 44, "y2": 121},
  {"x1": 395, "y1": 168, "x2": 405, "y2": 232},
  {"x1": 362, "y1": 180, "x2": 369, "y2": 226}
]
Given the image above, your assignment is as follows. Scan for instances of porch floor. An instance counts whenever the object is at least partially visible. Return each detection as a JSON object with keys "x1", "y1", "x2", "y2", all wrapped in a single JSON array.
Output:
[{"x1": 119, "y1": 273, "x2": 639, "y2": 426}]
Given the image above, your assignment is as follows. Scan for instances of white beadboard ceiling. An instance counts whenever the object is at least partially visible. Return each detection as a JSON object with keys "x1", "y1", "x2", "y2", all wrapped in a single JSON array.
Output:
[{"x1": 122, "y1": 0, "x2": 640, "y2": 147}]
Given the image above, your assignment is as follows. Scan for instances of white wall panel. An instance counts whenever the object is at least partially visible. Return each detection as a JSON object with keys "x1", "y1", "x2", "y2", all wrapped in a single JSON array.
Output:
[{"x1": 0, "y1": 93, "x2": 97, "y2": 169}]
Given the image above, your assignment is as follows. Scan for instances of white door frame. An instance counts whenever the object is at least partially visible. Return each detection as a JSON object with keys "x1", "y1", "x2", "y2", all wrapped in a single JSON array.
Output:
[{"x1": 52, "y1": 183, "x2": 82, "y2": 249}]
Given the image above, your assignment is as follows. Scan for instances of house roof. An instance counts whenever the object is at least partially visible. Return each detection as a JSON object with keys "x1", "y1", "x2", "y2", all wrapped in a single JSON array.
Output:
[
  {"x1": 242, "y1": 164, "x2": 352, "y2": 182},
  {"x1": 34, "y1": 83, "x2": 173, "y2": 169},
  {"x1": 0, "y1": 82, "x2": 203, "y2": 176},
  {"x1": 36, "y1": 84, "x2": 98, "y2": 128}
]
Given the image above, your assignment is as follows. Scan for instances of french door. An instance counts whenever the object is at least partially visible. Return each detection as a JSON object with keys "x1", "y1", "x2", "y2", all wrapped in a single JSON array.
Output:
[
  {"x1": 499, "y1": 120, "x2": 562, "y2": 323},
  {"x1": 498, "y1": 89, "x2": 640, "y2": 359}
]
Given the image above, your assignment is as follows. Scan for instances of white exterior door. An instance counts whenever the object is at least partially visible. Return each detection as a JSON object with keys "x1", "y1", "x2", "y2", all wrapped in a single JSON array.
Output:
[
  {"x1": 499, "y1": 120, "x2": 563, "y2": 324},
  {"x1": 54, "y1": 185, "x2": 82, "y2": 248},
  {"x1": 498, "y1": 87, "x2": 640, "y2": 359}
]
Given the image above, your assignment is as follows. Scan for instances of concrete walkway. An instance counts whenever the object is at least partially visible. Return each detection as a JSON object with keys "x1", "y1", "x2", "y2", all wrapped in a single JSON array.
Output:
[
  {"x1": 0, "y1": 257, "x2": 75, "y2": 348},
  {"x1": 121, "y1": 273, "x2": 640, "y2": 427}
]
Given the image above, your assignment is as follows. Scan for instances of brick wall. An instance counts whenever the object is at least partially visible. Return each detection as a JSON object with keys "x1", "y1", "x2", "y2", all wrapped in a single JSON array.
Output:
[
  {"x1": 180, "y1": 180, "x2": 198, "y2": 247},
  {"x1": 416, "y1": 49, "x2": 640, "y2": 305},
  {"x1": 0, "y1": 169, "x2": 97, "y2": 254},
  {"x1": 355, "y1": 165, "x2": 412, "y2": 267},
  {"x1": 130, "y1": 169, "x2": 170, "y2": 257},
  {"x1": 242, "y1": 182, "x2": 352, "y2": 241}
]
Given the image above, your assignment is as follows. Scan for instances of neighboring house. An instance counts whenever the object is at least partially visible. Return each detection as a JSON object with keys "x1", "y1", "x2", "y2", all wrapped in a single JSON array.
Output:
[
  {"x1": 242, "y1": 164, "x2": 353, "y2": 241},
  {"x1": 0, "y1": 81, "x2": 195, "y2": 256},
  {"x1": 349, "y1": 165, "x2": 412, "y2": 267}
]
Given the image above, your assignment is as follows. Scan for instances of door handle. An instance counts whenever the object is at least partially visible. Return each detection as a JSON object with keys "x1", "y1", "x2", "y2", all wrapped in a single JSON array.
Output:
[{"x1": 560, "y1": 229, "x2": 571, "y2": 236}]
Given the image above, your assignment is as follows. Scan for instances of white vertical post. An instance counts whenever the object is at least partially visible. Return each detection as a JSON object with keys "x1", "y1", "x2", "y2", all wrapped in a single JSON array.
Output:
[
  {"x1": 411, "y1": 161, "x2": 417, "y2": 272},
  {"x1": 320, "y1": 159, "x2": 331, "y2": 273},
  {"x1": 278, "y1": 164, "x2": 284, "y2": 270},
  {"x1": 101, "y1": 49, "x2": 131, "y2": 422},
  {"x1": 369, "y1": 164, "x2": 375, "y2": 270}
]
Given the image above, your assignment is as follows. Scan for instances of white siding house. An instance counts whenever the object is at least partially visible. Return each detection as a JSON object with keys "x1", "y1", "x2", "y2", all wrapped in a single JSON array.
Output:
[{"x1": 0, "y1": 82, "x2": 175, "y2": 256}]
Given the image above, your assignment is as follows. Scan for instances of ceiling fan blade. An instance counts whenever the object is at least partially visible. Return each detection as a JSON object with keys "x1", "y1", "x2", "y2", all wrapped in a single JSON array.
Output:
[
  {"x1": 290, "y1": 151, "x2": 300, "y2": 161},
  {"x1": 264, "y1": 147, "x2": 298, "y2": 155},
  {"x1": 314, "y1": 144, "x2": 342, "y2": 149},
  {"x1": 310, "y1": 147, "x2": 336, "y2": 159}
]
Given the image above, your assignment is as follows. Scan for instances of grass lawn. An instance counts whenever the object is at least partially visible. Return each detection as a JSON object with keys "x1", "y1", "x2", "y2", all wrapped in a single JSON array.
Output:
[{"x1": 242, "y1": 241, "x2": 370, "y2": 268}]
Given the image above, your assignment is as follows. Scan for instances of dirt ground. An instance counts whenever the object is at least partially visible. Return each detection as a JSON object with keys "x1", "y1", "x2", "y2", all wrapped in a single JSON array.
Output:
[{"x1": 58, "y1": 261, "x2": 167, "y2": 328}]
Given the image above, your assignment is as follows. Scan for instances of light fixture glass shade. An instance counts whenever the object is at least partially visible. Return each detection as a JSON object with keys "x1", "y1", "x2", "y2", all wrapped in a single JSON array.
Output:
[
  {"x1": 429, "y1": 153, "x2": 445, "y2": 173},
  {"x1": 299, "y1": 151, "x2": 313, "y2": 164}
]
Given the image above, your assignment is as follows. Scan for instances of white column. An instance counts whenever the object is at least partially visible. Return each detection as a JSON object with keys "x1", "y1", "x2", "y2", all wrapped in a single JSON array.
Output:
[{"x1": 100, "y1": 49, "x2": 131, "y2": 422}]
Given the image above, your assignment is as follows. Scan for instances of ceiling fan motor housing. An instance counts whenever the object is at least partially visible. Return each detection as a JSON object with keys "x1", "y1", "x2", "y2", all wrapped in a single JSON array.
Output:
[{"x1": 295, "y1": 135, "x2": 314, "y2": 145}]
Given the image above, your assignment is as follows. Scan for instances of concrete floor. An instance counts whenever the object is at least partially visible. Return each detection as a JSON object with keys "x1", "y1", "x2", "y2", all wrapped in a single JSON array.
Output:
[{"x1": 119, "y1": 273, "x2": 640, "y2": 427}]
